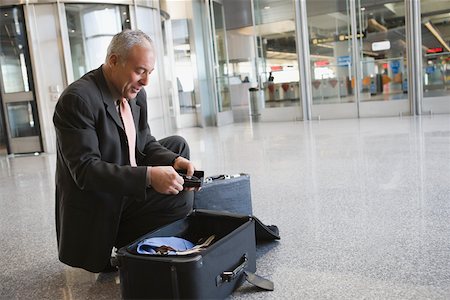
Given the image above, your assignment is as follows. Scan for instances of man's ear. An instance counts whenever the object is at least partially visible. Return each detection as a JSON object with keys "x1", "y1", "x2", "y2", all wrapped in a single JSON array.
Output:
[{"x1": 108, "y1": 54, "x2": 119, "y2": 67}]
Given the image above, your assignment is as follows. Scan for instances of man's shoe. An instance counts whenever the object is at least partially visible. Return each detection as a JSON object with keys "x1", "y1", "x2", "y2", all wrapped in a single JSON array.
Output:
[{"x1": 99, "y1": 262, "x2": 118, "y2": 273}]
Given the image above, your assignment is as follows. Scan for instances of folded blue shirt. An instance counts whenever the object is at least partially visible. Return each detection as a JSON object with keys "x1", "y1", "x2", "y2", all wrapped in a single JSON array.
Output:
[{"x1": 137, "y1": 237, "x2": 195, "y2": 255}]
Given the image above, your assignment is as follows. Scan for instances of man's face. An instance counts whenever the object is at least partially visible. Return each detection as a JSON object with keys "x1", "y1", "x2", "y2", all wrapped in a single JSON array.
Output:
[{"x1": 109, "y1": 42, "x2": 155, "y2": 100}]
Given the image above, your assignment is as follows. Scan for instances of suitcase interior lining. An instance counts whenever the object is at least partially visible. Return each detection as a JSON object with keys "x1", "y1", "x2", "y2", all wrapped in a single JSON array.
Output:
[{"x1": 126, "y1": 213, "x2": 250, "y2": 256}]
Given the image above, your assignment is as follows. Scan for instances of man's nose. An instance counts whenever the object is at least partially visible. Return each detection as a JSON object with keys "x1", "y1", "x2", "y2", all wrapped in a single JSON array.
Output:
[{"x1": 140, "y1": 73, "x2": 150, "y2": 86}]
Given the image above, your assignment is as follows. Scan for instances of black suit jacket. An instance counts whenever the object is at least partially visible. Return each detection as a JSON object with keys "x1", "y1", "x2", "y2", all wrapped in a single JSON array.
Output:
[{"x1": 53, "y1": 66, "x2": 178, "y2": 272}]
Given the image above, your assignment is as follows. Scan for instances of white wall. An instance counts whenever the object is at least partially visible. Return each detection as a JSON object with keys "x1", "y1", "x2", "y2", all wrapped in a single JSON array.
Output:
[{"x1": 25, "y1": 3, "x2": 66, "y2": 154}]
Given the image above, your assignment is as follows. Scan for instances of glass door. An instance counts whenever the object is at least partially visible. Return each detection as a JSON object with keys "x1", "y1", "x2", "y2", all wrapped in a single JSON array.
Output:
[
  {"x1": 356, "y1": 0, "x2": 409, "y2": 117},
  {"x1": 0, "y1": 6, "x2": 42, "y2": 154},
  {"x1": 420, "y1": 0, "x2": 450, "y2": 114},
  {"x1": 209, "y1": 0, "x2": 233, "y2": 125},
  {"x1": 161, "y1": 1, "x2": 202, "y2": 128},
  {"x1": 306, "y1": 0, "x2": 409, "y2": 119},
  {"x1": 253, "y1": 0, "x2": 302, "y2": 121},
  {"x1": 172, "y1": 19, "x2": 197, "y2": 116},
  {"x1": 307, "y1": 0, "x2": 358, "y2": 119}
]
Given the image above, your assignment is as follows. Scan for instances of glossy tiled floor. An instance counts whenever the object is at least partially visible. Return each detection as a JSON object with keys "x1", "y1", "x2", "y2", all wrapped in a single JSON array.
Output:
[{"x1": 1, "y1": 115, "x2": 450, "y2": 299}]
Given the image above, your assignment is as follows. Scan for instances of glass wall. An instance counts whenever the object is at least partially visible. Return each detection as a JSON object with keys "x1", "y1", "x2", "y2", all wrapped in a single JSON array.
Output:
[
  {"x1": 65, "y1": 4, "x2": 131, "y2": 81},
  {"x1": 0, "y1": 7, "x2": 33, "y2": 93},
  {"x1": 421, "y1": 0, "x2": 450, "y2": 101}
]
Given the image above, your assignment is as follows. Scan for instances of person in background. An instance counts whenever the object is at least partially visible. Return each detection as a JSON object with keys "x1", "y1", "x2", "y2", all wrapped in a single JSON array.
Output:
[{"x1": 53, "y1": 29, "x2": 197, "y2": 273}]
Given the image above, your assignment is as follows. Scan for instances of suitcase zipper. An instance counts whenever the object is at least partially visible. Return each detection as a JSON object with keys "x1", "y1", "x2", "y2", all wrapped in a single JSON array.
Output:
[{"x1": 205, "y1": 174, "x2": 242, "y2": 183}]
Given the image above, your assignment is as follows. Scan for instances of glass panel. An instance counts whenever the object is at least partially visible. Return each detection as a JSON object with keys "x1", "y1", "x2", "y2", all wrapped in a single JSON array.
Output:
[
  {"x1": 65, "y1": 4, "x2": 131, "y2": 81},
  {"x1": 307, "y1": 1, "x2": 355, "y2": 104},
  {"x1": 0, "y1": 7, "x2": 32, "y2": 94},
  {"x1": 254, "y1": 0, "x2": 300, "y2": 108},
  {"x1": 172, "y1": 19, "x2": 196, "y2": 114},
  {"x1": 6, "y1": 101, "x2": 39, "y2": 138},
  {"x1": 421, "y1": 0, "x2": 450, "y2": 98},
  {"x1": 0, "y1": 104, "x2": 7, "y2": 154},
  {"x1": 357, "y1": 0, "x2": 407, "y2": 102},
  {"x1": 211, "y1": 1, "x2": 231, "y2": 112}
]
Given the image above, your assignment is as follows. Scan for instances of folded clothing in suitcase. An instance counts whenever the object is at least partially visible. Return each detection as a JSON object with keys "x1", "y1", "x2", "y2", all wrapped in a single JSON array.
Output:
[
  {"x1": 194, "y1": 173, "x2": 280, "y2": 242},
  {"x1": 114, "y1": 210, "x2": 272, "y2": 299}
]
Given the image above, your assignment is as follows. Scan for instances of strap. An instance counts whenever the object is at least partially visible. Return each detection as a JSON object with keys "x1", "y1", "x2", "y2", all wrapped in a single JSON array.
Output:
[
  {"x1": 215, "y1": 254, "x2": 274, "y2": 292},
  {"x1": 254, "y1": 216, "x2": 280, "y2": 242},
  {"x1": 244, "y1": 271, "x2": 274, "y2": 291}
]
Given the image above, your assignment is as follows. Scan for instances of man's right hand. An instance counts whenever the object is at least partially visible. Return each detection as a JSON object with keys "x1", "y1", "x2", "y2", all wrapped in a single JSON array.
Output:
[{"x1": 150, "y1": 166, "x2": 184, "y2": 194}]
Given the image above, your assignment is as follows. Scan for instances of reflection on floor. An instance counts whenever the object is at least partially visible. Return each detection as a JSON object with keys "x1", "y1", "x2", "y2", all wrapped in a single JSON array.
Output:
[{"x1": 1, "y1": 115, "x2": 450, "y2": 299}]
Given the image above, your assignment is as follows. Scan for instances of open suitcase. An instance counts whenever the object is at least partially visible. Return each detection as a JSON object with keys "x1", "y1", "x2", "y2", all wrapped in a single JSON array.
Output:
[{"x1": 114, "y1": 210, "x2": 271, "y2": 299}]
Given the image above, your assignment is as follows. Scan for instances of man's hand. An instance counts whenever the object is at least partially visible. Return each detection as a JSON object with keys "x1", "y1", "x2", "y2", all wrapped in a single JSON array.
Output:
[
  {"x1": 173, "y1": 157, "x2": 195, "y2": 176},
  {"x1": 173, "y1": 157, "x2": 199, "y2": 191},
  {"x1": 150, "y1": 166, "x2": 184, "y2": 194}
]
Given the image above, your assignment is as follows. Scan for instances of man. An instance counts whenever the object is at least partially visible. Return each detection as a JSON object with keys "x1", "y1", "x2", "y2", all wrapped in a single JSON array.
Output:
[{"x1": 53, "y1": 29, "x2": 196, "y2": 273}]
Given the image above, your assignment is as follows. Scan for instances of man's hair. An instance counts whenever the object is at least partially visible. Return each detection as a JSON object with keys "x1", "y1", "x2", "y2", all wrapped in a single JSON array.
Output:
[{"x1": 105, "y1": 29, "x2": 154, "y2": 63}]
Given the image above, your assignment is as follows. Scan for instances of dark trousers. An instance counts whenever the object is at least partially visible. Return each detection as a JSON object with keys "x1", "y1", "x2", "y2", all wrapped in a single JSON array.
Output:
[{"x1": 115, "y1": 135, "x2": 194, "y2": 249}]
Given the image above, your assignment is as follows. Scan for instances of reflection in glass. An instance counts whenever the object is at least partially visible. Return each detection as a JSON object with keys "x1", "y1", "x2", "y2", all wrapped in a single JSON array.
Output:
[
  {"x1": 357, "y1": 1, "x2": 407, "y2": 102},
  {"x1": 172, "y1": 19, "x2": 196, "y2": 114},
  {"x1": 0, "y1": 7, "x2": 32, "y2": 94},
  {"x1": 307, "y1": 0, "x2": 355, "y2": 104},
  {"x1": 65, "y1": 4, "x2": 131, "y2": 81},
  {"x1": 421, "y1": 0, "x2": 450, "y2": 98},
  {"x1": 6, "y1": 101, "x2": 39, "y2": 138},
  {"x1": 254, "y1": 0, "x2": 300, "y2": 108},
  {"x1": 0, "y1": 104, "x2": 6, "y2": 154}
]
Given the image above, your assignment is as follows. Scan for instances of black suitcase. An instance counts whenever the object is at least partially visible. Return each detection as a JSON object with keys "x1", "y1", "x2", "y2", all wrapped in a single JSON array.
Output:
[
  {"x1": 194, "y1": 173, "x2": 280, "y2": 242},
  {"x1": 114, "y1": 210, "x2": 258, "y2": 299}
]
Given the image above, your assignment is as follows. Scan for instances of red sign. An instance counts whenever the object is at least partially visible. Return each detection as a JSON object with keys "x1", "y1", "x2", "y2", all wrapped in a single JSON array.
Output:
[
  {"x1": 270, "y1": 66, "x2": 283, "y2": 71},
  {"x1": 427, "y1": 47, "x2": 443, "y2": 54},
  {"x1": 314, "y1": 60, "x2": 330, "y2": 67}
]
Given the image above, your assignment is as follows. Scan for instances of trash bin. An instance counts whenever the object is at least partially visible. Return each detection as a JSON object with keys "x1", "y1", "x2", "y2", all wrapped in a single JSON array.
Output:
[{"x1": 248, "y1": 87, "x2": 263, "y2": 120}]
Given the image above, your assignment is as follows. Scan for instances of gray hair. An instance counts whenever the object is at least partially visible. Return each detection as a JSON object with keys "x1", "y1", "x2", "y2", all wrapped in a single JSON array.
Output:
[{"x1": 105, "y1": 29, "x2": 154, "y2": 63}]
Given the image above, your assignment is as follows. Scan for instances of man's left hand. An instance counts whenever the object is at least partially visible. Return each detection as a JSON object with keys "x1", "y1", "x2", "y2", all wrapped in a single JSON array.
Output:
[{"x1": 173, "y1": 157, "x2": 198, "y2": 191}]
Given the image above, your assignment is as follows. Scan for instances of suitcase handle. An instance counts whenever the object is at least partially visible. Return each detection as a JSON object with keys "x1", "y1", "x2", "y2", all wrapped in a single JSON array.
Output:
[{"x1": 216, "y1": 254, "x2": 248, "y2": 286}]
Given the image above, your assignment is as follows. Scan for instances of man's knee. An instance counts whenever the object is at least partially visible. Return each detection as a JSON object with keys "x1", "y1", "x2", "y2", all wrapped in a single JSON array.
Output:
[{"x1": 159, "y1": 135, "x2": 190, "y2": 159}]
